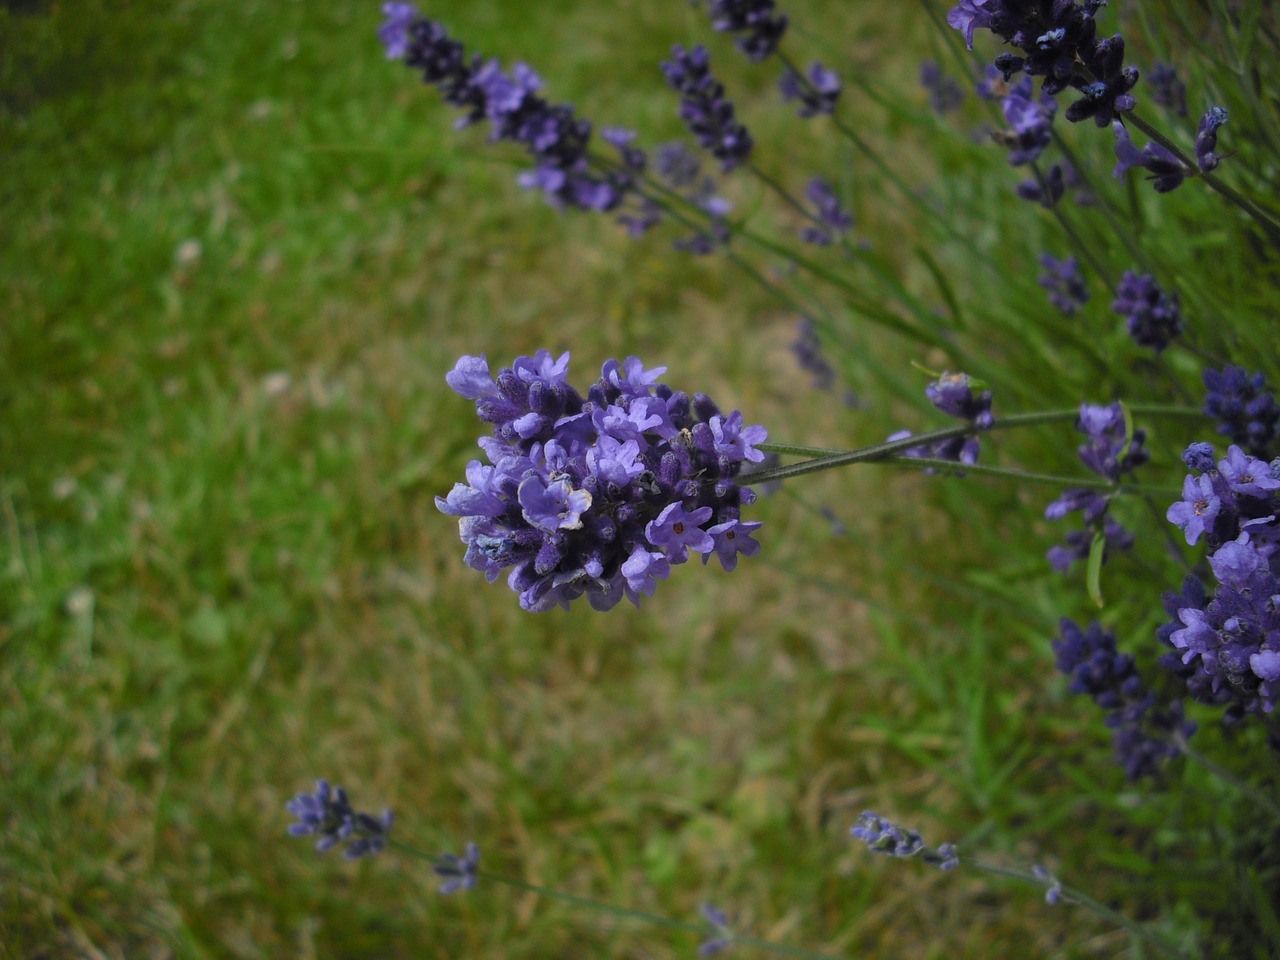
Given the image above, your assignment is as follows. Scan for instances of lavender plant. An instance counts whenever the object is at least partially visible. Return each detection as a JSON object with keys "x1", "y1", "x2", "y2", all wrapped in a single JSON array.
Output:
[{"x1": 282, "y1": 0, "x2": 1280, "y2": 955}]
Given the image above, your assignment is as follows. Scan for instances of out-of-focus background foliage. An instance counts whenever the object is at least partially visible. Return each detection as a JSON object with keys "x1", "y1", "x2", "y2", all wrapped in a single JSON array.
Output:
[{"x1": 4, "y1": 0, "x2": 1275, "y2": 956}]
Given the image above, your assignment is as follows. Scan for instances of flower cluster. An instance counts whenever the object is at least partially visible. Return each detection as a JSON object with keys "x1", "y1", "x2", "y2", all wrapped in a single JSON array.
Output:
[
  {"x1": 778, "y1": 61, "x2": 842, "y2": 118},
  {"x1": 437, "y1": 352, "x2": 766, "y2": 612},
  {"x1": 1111, "y1": 270, "x2": 1182, "y2": 351},
  {"x1": 850, "y1": 811, "x2": 960, "y2": 871},
  {"x1": 799, "y1": 177, "x2": 853, "y2": 246},
  {"x1": 286, "y1": 779, "x2": 394, "y2": 859},
  {"x1": 1159, "y1": 444, "x2": 1280, "y2": 723},
  {"x1": 921, "y1": 61, "x2": 965, "y2": 115},
  {"x1": 993, "y1": 75, "x2": 1057, "y2": 166},
  {"x1": 947, "y1": 0, "x2": 1138, "y2": 126},
  {"x1": 1195, "y1": 106, "x2": 1228, "y2": 173},
  {"x1": 1038, "y1": 253, "x2": 1089, "y2": 315},
  {"x1": 379, "y1": 5, "x2": 642, "y2": 214},
  {"x1": 433, "y1": 842, "x2": 481, "y2": 894},
  {"x1": 1053, "y1": 619, "x2": 1194, "y2": 779},
  {"x1": 888, "y1": 372, "x2": 995, "y2": 470},
  {"x1": 705, "y1": 0, "x2": 788, "y2": 62},
  {"x1": 1044, "y1": 403, "x2": 1146, "y2": 572},
  {"x1": 1203, "y1": 365, "x2": 1280, "y2": 459},
  {"x1": 662, "y1": 45, "x2": 755, "y2": 171}
]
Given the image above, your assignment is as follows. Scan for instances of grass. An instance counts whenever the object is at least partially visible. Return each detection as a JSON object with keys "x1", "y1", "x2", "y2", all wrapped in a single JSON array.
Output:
[{"x1": 3, "y1": 0, "x2": 1279, "y2": 957}]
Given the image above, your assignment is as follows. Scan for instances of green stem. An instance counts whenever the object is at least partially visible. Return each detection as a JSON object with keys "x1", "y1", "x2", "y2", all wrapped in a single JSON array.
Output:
[
  {"x1": 387, "y1": 840, "x2": 856, "y2": 960},
  {"x1": 1123, "y1": 111, "x2": 1280, "y2": 246},
  {"x1": 967, "y1": 859, "x2": 1191, "y2": 960},
  {"x1": 1176, "y1": 737, "x2": 1280, "y2": 819}
]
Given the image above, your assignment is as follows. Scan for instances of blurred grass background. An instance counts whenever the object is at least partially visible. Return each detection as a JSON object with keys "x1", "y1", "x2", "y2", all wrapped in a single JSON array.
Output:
[{"x1": 3, "y1": 0, "x2": 1276, "y2": 956}]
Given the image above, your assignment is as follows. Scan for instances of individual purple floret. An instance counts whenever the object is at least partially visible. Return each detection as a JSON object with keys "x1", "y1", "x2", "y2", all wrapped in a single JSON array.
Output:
[
  {"x1": 920, "y1": 61, "x2": 964, "y2": 114},
  {"x1": 851, "y1": 812, "x2": 960, "y2": 870},
  {"x1": 1053, "y1": 619, "x2": 1194, "y2": 779},
  {"x1": 286, "y1": 779, "x2": 394, "y2": 859},
  {"x1": 662, "y1": 45, "x2": 755, "y2": 171},
  {"x1": 995, "y1": 76, "x2": 1056, "y2": 166},
  {"x1": 1111, "y1": 270, "x2": 1182, "y2": 351},
  {"x1": 1148, "y1": 62, "x2": 1187, "y2": 116},
  {"x1": 380, "y1": 6, "x2": 641, "y2": 215},
  {"x1": 1157, "y1": 444, "x2": 1280, "y2": 727},
  {"x1": 778, "y1": 61, "x2": 842, "y2": 118},
  {"x1": 437, "y1": 351, "x2": 766, "y2": 611},
  {"x1": 433, "y1": 842, "x2": 480, "y2": 894},
  {"x1": 1038, "y1": 254, "x2": 1089, "y2": 315},
  {"x1": 947, "y1": 0, "x2": 1138, "y2": 126},
  {"x1": 1031, "y1": 865, "x2": 1065, "y2": 905},
  {"x1": 1195, "y1": 106, "x2": 1228, "y2": 173},
  {"x1": 1043, "y1": 403, "x2": 1146, "y2": 572},
  {"x1": 799, "y1": 178, "x2": 853, "y2": 246},
  {"x1": 1203, "y1": 365, "x2": 1280, "y2": 459},
  {"x1": 1112, "y1": 122, "x2": 1187, "y2": 193},
  {"x1": 706, "y1": 0, "x2": 788, "y2": 62},
  {"x1": 698, "y1": 903, "x2": 734, "y2": 957},
  {"x1": 889, "y1": 372, "x2": 994, "y2": 469}
]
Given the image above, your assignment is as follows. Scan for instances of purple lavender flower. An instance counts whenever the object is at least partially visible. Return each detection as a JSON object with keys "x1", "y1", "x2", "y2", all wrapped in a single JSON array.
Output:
[
  {"x1": 1015, "y1": 162, "x2": 1065, "y2": 206},
  {"x1": 286, "y1": 780, "x2": 394, "y2": 859},
  {"x1": 995, "y1": 76, "x2": 1056, "y2": 166},
  {"x1": 778, "y1": 62, "x2": 842, "y2": 118},
  {"x1": 1053, "y1": 620, "x2": 1193, "y2": 779},
  {"x1": 1203, "y1": 365, "x2": 1280, "y2": 459},
  {"x1": 1158, "y1": 444, "x2": 1280, "y2": 725},
  {"x1": 920, "y1": 61, "x2": 964, "y2": 114},
  {"x1": 381, "y1": 7, "x2": 642, "y2": 216},
  {"x1": 1148, "y1": 62, "x2": 1187, "y2": 116},
  {"x1": 889, "y1": 372, "x2": 994, "y2": 471},
  {"x1": 947, "y1": 0, "x2": 1137, "y2": 126},
  {"x1": 1195, "y1": 105, "x2": 1228, "y2": 173},
  {"x1": 1044, "y1": 403, "x2": 1146, "y2": 571},
  {"x1": 433, "y1": 842, "x2": 480, "y2": 894},
  {"x1": 1112, "y1": 122, "x2": 1187, "y2": 192},
  {"x1": 1037, "y1": 254, "x2": 1089, "y2": 315},
  {"x1": 662, "y1": 45, "x2": 754, "y2": 171},
  {"x1": 706, "y1": 0, "x2": 788, "y2": 62},
  {"x1": 851, "y1": 812, "x2": 960, "y2": 870},
  {"x1": 790, "y1": 317, "x2": 849, "y2": 396},
  {"x1": 800, "y1": 178, "x2": 853, "y2": 246},
  {"x1": 438, "y1": 352, "x2": 766, "y2": 611},
  {"x1": 1111, "y1": 270, "x2": 1181, "y2": 351},
  {"x1": 698, "y1": 903, "x2": 734, "y2": 957},
  {"x1": 1031, "y1": 865, "x2": 1065, "y2": 905}
]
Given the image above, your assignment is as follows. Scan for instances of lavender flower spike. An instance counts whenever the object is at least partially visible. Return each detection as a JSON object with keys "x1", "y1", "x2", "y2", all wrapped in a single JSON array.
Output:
[
  {"x1": 851, "y1": 811, "x2": 960, "y2": 870},
  {"x1": 286, "y1": 779, "x2": 394, "y2": 859},
  {"x1": 434, "y1": 842, "x2": 480, "y2": 894},
  {"x1": 438, "y1": 351, "x2": 766, "y2": 611},
  {"x1": 779, "y1": 61, "x2": 842, "y2": 118},
  {"x1": 706, "y1": 0, "x2": 788, "y2": 62},
  {"x1": 1195, "y1": 106, "x2": 1228, "y2": 173},
  {"x1": 662, "y1": 45, "x2": 754, "y2": 171},
  {"x1": 1111, "y1": 271, "x2": 1181, "y2": 352}
]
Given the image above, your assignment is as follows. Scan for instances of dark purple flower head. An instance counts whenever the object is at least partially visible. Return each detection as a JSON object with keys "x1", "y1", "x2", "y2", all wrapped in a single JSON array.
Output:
[
  {"x1": 1053, "y1": 620, "x2": 1192, "y2": 779},
  {"x1": 1195, "y1": 105, "x2": 1228, "y2": 173},
  {"x1": 926, "y1": 371, "x2": 994, "y2": 430},
  {"x1": 1112, "y1": 122, "x2": 1187, "y2": 192},
  {"x1": 286, "y1": 780, "x2": 394, "y2": 859},
  {"x1": 1148, "y1": 62, "x2": 1187, "y2": 116},
  {"x1": 1076, "y1": 402, "x2": 1147, "y2": 482},
  {"x1": 439, "y1": 352, "x2": 766, "y2": 611},
  {"x1": 1111, "y1": 270, "x2": 1181, "y2": 351},
  {"x1": 1038, "y1": 254, "x2": 1089, "y2": 315},
  {"x1": 707, "y1": 0, "x2": 789, "y2": 61},
  {"x1": 433, "y1": 842, "x2": 480, "y2": 894},
  {"x1": 778, "y1": 61, "x2": 842, "y2": 118},
  {"x1": 1203, "y1": 365, "x2": 1280, "y2": 459},
  {"x1": 920, "y1": 61, "x2": 965, "y2": 114},
  {"x1": 662, "y1": 45, "x2": 754, "y2": 171}
]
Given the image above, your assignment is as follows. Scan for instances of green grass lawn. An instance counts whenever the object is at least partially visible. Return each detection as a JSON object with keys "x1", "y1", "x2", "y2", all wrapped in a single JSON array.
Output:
[{"x1": 3, "y1": 0, "x2": 1278, "y2": 957}]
